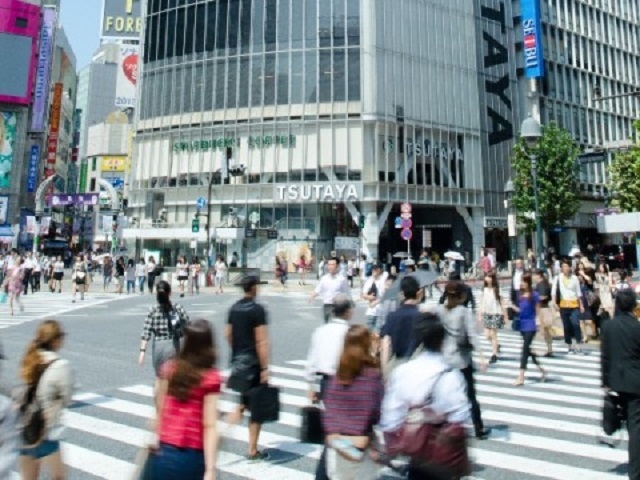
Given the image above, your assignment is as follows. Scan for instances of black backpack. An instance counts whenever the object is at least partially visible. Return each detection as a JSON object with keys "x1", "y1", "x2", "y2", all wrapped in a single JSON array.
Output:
[{"x1": 15, "y1": 360, "x2": 58, "y2": 447}]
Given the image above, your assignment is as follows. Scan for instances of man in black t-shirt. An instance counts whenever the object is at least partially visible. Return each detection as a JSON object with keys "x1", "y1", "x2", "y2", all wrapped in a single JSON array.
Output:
[
  {"x1": 534, "y1": 269, "x2": 554, "y2": 356},
  {"x1": 225, "y1": 275, "x2": 270, "y2": 461}
]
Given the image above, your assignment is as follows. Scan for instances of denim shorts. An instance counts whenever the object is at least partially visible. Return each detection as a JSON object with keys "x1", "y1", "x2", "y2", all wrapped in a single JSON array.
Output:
[{"x1": 20, "y1": 439, "x2": 60, "y2": 459}]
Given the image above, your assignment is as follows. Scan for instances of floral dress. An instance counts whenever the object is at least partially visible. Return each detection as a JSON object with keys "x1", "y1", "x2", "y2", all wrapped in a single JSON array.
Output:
[
  {"x1": 481, "y1": 287, "x2": 504, "y2": 329},
  {"x1": 6, "y1": 265, "x2": 23, "y2": 295}
]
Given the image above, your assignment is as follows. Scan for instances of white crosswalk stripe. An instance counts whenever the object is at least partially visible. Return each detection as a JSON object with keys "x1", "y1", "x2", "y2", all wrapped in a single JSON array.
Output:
[
  {"x1": 0, "y1": 290, "x2": 122, "y2": 329},
  {"x1": 16, "y1": 330, "x2": 628, "y2": 480}
]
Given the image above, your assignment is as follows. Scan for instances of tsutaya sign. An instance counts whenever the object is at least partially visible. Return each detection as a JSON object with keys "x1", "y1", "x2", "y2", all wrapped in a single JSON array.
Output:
[
  {"x1": 173, "y1": 135, "x2": 296, "y2": 153},
  {"x1": 276, "y1": 184, "x2": 360, "y2": 202}
]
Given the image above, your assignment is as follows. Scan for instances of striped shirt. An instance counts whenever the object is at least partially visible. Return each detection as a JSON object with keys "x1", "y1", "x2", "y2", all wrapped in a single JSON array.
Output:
[
  {"x1": 141, "y1": 304, "x2": 189, "y2": 341},
  {"x1": 322, "y1": 367, "x2": 384, "y2": 436}
]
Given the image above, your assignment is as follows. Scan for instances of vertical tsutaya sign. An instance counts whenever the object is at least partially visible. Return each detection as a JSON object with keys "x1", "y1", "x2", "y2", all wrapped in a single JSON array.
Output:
[
  {"x1": 45, "y1": 83, "x2": 63, "y2": 179},
  {"x1": 27, "y1": 145, "x2": 40, "y2": 193},
  {"x1": 30, "y1": 8, "x2": 57, "y2": 132},
  {"x1": 521, "y1": 0, "x2": 545, "y2": 79},
  {"x1": 101, "y1": 0, "x2": 142, "y2": 39},
  {"x1": 115, "y1": 44, "x2": 138, "y2": 107},
  {"x1": 0, "y1": 112, "x2": 17, "y2": 189}
]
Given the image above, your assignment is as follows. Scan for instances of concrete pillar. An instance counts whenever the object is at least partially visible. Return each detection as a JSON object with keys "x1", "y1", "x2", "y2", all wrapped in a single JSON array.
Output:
[{"x1": 470, "y1": 208, "x2": 486, "y2": 264}]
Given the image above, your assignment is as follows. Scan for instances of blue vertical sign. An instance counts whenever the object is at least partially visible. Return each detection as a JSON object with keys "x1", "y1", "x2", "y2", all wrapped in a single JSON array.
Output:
[
  {"x1": 521, "y1": 0, "x2": 545, "y2": 78},
  {"x1": 26, "y1": 145, "x2": 40, "y2": 193}
]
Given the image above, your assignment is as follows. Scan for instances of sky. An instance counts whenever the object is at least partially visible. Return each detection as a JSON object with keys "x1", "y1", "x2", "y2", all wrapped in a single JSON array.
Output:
[{"x1": 59, "y1": 0, "x2": 103, "y2": 70}]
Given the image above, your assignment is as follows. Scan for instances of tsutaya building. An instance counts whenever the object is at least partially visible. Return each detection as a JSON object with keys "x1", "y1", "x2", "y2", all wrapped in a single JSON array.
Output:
[{"x1": 125, "y1": 0, "x2": 521, "y2": 267}]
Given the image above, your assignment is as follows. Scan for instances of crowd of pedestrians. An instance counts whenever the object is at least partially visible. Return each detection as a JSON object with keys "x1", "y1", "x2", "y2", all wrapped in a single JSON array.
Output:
[{"x1": 2, "y1": 244, "x2": 640, "y2": 480}]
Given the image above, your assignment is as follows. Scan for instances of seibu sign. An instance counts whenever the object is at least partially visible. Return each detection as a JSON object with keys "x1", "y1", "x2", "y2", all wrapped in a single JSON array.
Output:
[{"x1": 276, "y1": 184, "x2": 360, "y2": 202}]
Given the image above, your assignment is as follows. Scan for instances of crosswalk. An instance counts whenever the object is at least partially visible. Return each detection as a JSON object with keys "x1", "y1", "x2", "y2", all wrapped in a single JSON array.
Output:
[
  {"x1": 0, "y1": 289, "x2": 122, "y2": 329},
  {"x1": 10, "y1": 330, "x2": 627, "y2": 480}
]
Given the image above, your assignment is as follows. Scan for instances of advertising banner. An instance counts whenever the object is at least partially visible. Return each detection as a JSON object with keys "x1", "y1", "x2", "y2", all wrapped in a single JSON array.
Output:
[
  {"x1": 0, "y1": 195, "x2": 8, "y2": 224},
  {"x1": 101, "y1": 0, "x2": 142, "y2": 40},
  {"x1": 79, "y1": 161, "x2": 88, "y2": 192},
  {"x1": 30, "y1": 8, "x2": 57, "y2": 132},
  {"x1": 521, "y1": 0, "x2": 545, "y2": 79},
  {"x1": 0, "y1": 111, "x2": 17, "y2": 188},
  {"x1": 67, "y1": 162, "x2": 78, "y2": 193},
  {"x1": 39, "y1": 217, "x2": 51, "y2": 235},
  {"x1": 49, "y1": 193, "x2": 100, "y2": 207},
  {"x1": 26, "y1": 216, "x2": 36, "y2": 235},
  {"x1": 101, "y1": 156, "x2": 127, "y2": 172},
  {"x1": 115, "y1": 44, "x2": 138, "y2": 108},
  {"x1": 27, "y1": 145, "x2": 40, "y2": 193},
  {"x1": 45, "y1": 83, "x2": 63, "y2": 178}
]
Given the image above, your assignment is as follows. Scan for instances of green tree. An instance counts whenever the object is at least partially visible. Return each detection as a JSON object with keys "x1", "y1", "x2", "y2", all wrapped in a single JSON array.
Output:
[
  {"x1": 511, "y1": 121, "x2": 581, "y2": 232},
  {"x1": 609, "y1": 121, "x2": 640, "y2": 212}
]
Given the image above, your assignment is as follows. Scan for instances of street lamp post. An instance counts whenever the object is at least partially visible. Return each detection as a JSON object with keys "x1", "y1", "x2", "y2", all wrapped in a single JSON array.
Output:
[
  {"x1": 504, "y1": 179, "x2": 517, "y2": 261},
  {"x1": 521, "y1": 115, "x2": 544, "y2": 269}
]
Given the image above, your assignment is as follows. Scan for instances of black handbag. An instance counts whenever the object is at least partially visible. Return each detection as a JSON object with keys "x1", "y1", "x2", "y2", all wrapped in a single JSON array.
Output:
[
  {"x1": 248, "y1": 385, "x2": 280, "y2": 424},
  {"x1": 603, "y1": 392, "x2": 624, "y2": 436},
  {"x1": 300, "y1": 405, "x2": 324, "y2": 444},
  {"x1": 227, "y1": 353, "x2": 259, "y2": 394}
]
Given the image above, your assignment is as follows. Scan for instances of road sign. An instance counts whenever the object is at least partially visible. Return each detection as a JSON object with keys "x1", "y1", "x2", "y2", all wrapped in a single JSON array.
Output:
[
  {"x1": 394, "y1": 217, "x2": 402, "y2": 229},
  {"x1": 196, "y1": 197, "x2": 207, "y2": 209},
  {"x1": 401, "y1": 228, "x2": 413, "y2": 241},
  {"x1": 400, "y1": 212, "x2": 412, "y2": 220},
  {"x1": 400, "y1": 218, "x2": 413, "y2": 229},
  {"x1": 400, "y1": 202, "x2": 412, "y2": 213}
]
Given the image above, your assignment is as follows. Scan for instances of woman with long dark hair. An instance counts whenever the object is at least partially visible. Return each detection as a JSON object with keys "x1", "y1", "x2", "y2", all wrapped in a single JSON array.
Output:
[
  {"x1": 152, "y1": 319, "x2": 221, "y2": 480},
  {"x1": 139, "y1": 280, "x2": 190, "y2": 389},
  {"x1": 19, "y1": 320, "x2": 73, "y2": 480},
  {"x1": 510, "y1": 274, "x2": 546, "y2": 386},
  {"x1": 318, "y1": 325, "x2": 384, "y2": 479}
]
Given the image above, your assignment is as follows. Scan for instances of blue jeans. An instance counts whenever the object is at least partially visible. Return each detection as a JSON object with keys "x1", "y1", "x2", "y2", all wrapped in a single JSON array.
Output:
[
  {"x1": 366, "y1": 315, "x2": 380, "y2": 334},
  {"x1": 138, "y1": 276, "x2": 145, "y2": 292},
  {"x1": 152, "y1": 443, "x2": 205, "y2": 480},
  {"x1": 127, "y1": 280, "x2": 135, "y2": 293},
  {"x1": 560, "y1": 308, "x2": 582, "y2": 345}
]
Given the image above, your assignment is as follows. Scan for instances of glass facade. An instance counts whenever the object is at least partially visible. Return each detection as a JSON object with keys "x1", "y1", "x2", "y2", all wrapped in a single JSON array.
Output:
[{"x1": 140, "y1": 0, "x2": 361, "y2": 118}]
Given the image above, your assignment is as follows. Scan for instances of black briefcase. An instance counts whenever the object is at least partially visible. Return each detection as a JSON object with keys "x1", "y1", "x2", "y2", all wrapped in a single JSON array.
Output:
[
  {"x1": 603, "y1": 392, "x2": 623, "y2": 436},
  {"x1": 300, "y1": 405, "x2": 324, "y2": 444},
  {"x1": 249, "y1": 385, "x2": 280, "y2": 424}
]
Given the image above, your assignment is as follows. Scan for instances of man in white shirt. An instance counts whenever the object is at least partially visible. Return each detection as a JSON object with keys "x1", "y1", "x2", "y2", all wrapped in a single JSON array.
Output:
[
  {"x1": 380, "y1": 312, "x2": 470, "y2": 478},
  {"x1": 311, "y1": 257, "x2": 351, "y2": 323},
  {"x1": 305, "y1": 295, "x2": 352, "y2": 400},
  {"x1": 551, "y1": 260, "x2": 585, "y2": 354},
  {"x1": 361, "y1": 262, "x2": 387, "y2": 333},
  {"x1": 22, "y1": 252, "x2": 34, "y2": 295}
]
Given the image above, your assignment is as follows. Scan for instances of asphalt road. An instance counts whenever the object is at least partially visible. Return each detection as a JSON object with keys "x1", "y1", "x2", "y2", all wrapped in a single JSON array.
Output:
[{"x1": 0, "y1": 281, "x2": 630, "y2": 480}]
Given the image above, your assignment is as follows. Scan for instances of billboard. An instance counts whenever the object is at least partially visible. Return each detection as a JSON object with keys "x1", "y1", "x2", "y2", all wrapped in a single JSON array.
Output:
[
  {"x1": 0, "y1": 112, "x2": 17, "y2": 188},
  {"x1": 0, "y1": 195, "x2": 7, "y2": 224},
  {"x1": 101, "y1": 156, "x2": 127, "y2": 172},
  {"x1": 27, "y1": 145, "x2": 40, "y2": 193},
  {"x1": 45, "y1": 83, "x2": 63, "y2": 179},
  {"x1": 101, "y1": 0, "x2": 142, "y2": 40},
  {"x1": 521, "y1": 0, "x2": 545, "y2": 78},
  {"x1": 30, "y1": 8, "x2": 57, "y2": 131},
  {"x1": 0, "y1": 0, "x2": 40, "y2": 105},
  {"x1": 115, "y1": 44, "x2": 138, "y2": 108}
]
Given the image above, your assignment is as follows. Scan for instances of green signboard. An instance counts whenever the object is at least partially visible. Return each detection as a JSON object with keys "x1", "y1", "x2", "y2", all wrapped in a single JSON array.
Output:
[
  {"x1": 172, "y1": 134, "x2": 296, "y2": 153},
  {"x1": 78, "y1": 161, "x2": 88, "y2": 192}
]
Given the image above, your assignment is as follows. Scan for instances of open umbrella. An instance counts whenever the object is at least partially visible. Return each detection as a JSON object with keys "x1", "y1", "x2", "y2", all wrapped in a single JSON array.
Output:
[
  {"x1": 382, "y1": 270, "x2": 439, "y2": 301},
  {"x1": 444, "y1": 251, "x2": 465, "y2": 261},
  {"x1": 393, "y1": 252, "x2": 410, "y2": 259}
]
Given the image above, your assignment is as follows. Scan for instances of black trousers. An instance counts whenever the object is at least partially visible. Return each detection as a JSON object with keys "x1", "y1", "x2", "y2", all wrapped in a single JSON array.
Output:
[
  {"x1": 621, "y1": 393, "x2": 640, "y2": 480},
  {"x1": 31, "y1": 271, "x2": 41, "y2": 292},
  {"x1": 520, "y1": 331, "x2": 540, "y2": 370},
  {"x1": 22, "y1": 269, "x2": 32, "y2": 295},
  {"x1": 460, "y1": 365, "x2": 483, "y2": 433}
]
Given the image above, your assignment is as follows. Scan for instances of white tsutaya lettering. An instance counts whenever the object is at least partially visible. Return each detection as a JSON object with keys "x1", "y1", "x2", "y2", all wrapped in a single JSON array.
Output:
[
  {"x1": 276, "y1": 186, "x2": 287, "y2": 200},
  {"x1": 300, "y1": 185, "x2": 312, "y2": 200},
  {"x1": 313, "y1": 185, "x2": 323, "y2": 199},
  {"x1": 323, "y1": 185, "x2": 335, "y2": 201},
  {"x1": 334, "y1": 184, "x2": 346, "y2": 199},
  {"x1": 346, "y1": 184, "x2": 358, "y2": 200},
  {"x1": 287, "y1": 185, "x2": 298, "y2": 200}
]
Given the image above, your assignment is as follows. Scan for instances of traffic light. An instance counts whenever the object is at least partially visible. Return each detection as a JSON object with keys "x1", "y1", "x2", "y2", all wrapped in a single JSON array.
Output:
[
  {"x1": 358, "y1": 215, "x2": 365, "y2": 229},
  {"x1": 192, "y1": 218, "x2": 200, "y2": 233}
]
